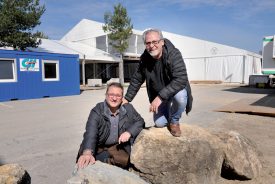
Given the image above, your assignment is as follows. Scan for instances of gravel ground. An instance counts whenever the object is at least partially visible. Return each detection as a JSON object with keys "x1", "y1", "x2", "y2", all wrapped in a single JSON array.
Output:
[{"x1": 0, "y1": 84, "x2": 274, "y2": 184}]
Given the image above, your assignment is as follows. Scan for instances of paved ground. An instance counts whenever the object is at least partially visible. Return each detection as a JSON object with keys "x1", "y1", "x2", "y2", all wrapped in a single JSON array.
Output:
[{"x1": 0, "y1": 84, "x2": 275, "y2": 184}]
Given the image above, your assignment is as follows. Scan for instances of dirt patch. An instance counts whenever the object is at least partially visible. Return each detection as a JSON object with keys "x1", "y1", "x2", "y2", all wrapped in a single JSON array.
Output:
[{"x1": 215, "y1": 95, "x2": 275, "y2": 117}]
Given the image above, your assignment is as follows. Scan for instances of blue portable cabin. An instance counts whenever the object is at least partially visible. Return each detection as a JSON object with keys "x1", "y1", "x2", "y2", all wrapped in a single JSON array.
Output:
[{"x1": 0, "y1": 49, "x2": 80, "y2": 102}]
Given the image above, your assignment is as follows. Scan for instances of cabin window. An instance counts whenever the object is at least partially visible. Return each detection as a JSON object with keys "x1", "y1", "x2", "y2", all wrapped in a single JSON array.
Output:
[
  {"x1": 0, "y1": 59, "x2": 17, "y2": 82},
  {"x1": 42, "y1": 60, "x2": 59, "y2": 81}
]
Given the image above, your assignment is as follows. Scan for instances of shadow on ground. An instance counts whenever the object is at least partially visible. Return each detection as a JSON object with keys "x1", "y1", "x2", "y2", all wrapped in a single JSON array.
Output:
[
  {"x1": 0, "y1": 157, "x2": 6, "y2": 166},
  {"x1": 215, "y1": 92, "x2": 275, "y2": 116},
  {"x1": 251, "y1": 94, "x2": 275, "y2": 108},
  {"x1": 223, "y1": 85, "x2": 275, "y2": 94}
]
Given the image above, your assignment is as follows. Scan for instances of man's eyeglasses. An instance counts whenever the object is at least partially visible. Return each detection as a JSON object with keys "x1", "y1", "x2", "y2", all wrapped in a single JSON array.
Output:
[
  {"x1": 107, "y1": 93, "x2": 122, "y2": 98},
  {"x1": 145, "y1": 39, "x2": 162, "y2": 47}
]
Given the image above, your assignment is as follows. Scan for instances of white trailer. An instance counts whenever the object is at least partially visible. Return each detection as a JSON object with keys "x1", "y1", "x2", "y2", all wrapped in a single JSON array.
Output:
[
  {"x1": 262, "y1": 35, "x2": 275, "y2": 74},
  {"x1": 249, "y1": 35, "x2": 275, "y2": 87}
]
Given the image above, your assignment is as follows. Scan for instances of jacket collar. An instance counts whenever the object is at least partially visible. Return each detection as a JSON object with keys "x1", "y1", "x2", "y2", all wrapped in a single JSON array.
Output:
[
  {"x1": 103, "y1": 101, "x2": 127, "y2": 119},
  {"x1": 142, "y1": 38, "x2": 175, "y2": 61}
]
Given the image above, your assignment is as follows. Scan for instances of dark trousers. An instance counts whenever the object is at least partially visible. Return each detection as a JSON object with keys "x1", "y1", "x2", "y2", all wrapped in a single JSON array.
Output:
[{"x1": 96, "y1": 144, "x2": 130, "y2": 169}]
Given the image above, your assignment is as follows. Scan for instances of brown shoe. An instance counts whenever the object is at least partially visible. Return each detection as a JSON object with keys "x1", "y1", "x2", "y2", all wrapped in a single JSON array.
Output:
[{"x1": 168, "y1": 123, "x2": 181, "y2": 137}]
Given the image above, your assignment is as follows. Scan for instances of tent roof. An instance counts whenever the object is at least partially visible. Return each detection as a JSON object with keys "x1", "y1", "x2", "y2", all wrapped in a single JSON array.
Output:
[
  {"x1": 61, "y1": 19, "x2": 261, "y2": 59},
  {"x1": 61, "y1": 19, "x2": 105, "y2": 42},
  {"x1": 27, "y1": 39, "x2": 121, "y2": 63},
  {"x1": 161, "y1": 31, "x2": 261, "y2": 58},
  {"x1": 61, "y1": 18, "x2": 143, "y2": 42}
]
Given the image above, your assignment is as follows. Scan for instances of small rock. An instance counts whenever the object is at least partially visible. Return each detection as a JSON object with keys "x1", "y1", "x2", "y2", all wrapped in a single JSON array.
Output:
[
  {"x1": 0, "y1": 163, "x2": 31, "y2": 184},
  {"x1": 67, "y1": 161, "x2": 148, "y2": 184}
]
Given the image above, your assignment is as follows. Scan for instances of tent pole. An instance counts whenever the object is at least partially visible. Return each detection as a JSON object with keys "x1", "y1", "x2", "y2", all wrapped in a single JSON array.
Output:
[
  {"x1": 242, "y1": 55, "x2": 246, "y2": 84},
  {"x1": 82, "y1": 55, "x2": 86, "y2": 86},
  {"x1": 204, "y1": 57, "x2": 206, "y2": 80}
]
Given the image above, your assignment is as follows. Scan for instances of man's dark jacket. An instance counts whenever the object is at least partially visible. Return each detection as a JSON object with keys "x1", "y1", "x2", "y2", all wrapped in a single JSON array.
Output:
[
  {"x1": 125, "y1": 38, "x2": 193, "y2": 114},
  {"x1": 78, "y1": 102, "x2": 145, "y2": 157}
]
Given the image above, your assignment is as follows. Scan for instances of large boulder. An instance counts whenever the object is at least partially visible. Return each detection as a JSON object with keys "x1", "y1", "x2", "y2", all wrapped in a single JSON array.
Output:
[
  {"x1": 67, "y1": 161, "x2": 148, "y2": 184},
  {"x1": 130, "y1": 124, "x2": 262, "y2": 184},
  {"x1": 0, "y1": 163, "x2": 31, "y2": 184},
  {"x1": 217, "y1": 131, "x2": 262, "y2": 180}
]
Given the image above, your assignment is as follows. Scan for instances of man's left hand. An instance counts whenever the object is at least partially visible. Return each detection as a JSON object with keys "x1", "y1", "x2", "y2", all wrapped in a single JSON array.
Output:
[
  {"x1": 118, "y1": 131, "x2": 131, "y2": 144},
  {"x1": 150, "y1": 96, "x2": 162, "y2": 113}
]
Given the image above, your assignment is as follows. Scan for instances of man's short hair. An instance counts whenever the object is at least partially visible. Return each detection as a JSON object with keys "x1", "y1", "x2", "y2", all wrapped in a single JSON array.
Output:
[
  {"x1": 106, "y1": 82, "x2": 124, "y2": 94},
  {"x1": 142, "y1": 28, "x2": 164, "y2": 43}
]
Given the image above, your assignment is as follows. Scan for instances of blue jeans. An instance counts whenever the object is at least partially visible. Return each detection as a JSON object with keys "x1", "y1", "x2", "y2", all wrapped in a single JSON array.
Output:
[{"x1": 154, "y1": 88, "x2": 188, "y2": 127}]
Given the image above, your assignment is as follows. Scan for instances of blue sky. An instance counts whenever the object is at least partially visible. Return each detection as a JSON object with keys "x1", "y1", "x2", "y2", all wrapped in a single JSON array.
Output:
[{"x1": 37, "y1": 0, "x2": 275, "y2": 53}]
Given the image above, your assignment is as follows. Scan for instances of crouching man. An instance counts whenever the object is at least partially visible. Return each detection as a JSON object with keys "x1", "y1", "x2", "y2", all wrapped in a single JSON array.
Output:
[{"x1": 76, "y1": 82, "x2": 145, "y2": 169}]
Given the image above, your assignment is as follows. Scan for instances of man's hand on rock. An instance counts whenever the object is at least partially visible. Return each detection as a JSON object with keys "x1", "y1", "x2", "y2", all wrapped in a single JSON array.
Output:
[{"x1": 77, "y1": 150, "x2": 96, "y2": 169}]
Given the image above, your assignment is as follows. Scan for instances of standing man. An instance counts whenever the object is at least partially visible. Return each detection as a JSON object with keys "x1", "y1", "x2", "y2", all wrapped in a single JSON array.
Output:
[
  {"x1": 123, "y1": 28, "x2": 193, "y2": 137},
  {"x1": 77, "y1": 82, "x2": 145, "y2": 169}
]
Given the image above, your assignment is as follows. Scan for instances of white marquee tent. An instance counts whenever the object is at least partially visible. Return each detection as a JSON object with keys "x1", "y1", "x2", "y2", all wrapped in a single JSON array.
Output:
[
  {"x1": 162, "y1": 31, "x2": 262, "y2": 83},
  {"x1": 61, "y1": 19, "x2": 262, "y2": 84},
  {"x1": 34, "y1": 19, "x2": 262, "y2": 84}
]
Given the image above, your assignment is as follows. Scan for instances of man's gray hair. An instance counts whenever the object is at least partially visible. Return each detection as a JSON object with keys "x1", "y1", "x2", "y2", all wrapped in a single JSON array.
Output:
[
  {"x1": 142, "y1": 28, "x2": 164, "y2": 43},
  {"x1": 106, "y1": 82, "x2": 124, "y2": 94}
]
